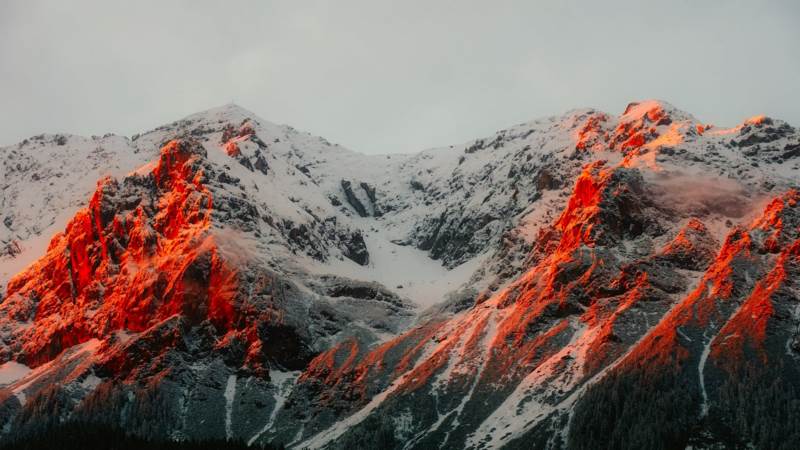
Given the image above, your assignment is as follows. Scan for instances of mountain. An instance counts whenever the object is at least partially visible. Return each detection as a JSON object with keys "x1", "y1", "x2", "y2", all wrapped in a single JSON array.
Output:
[{"x1": 0, "y1": 100, "x2": 798, "y2": 449}]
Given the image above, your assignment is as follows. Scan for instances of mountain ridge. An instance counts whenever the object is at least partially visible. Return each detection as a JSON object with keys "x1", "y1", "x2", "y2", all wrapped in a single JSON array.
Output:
[{"x1": 1, "y1": 99, "x2": 799, "y2": 449}]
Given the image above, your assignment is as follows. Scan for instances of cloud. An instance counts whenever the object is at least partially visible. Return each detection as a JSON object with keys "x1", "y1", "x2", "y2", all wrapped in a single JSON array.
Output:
[
  {"x1": 1, "y1": 0, "x2": 798, "y2": 153},
  {"x1": 647, "y1": 171, "x2": 767, "y2": 219}
]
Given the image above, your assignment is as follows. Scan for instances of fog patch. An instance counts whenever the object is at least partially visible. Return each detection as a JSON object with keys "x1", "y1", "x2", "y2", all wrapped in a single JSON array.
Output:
[
  {"x1": 213, "y1": 227, "x2": 259, "y2": 266},
  {"x1": 646, "y1": 171, "x2": 766, "y2": 219}
]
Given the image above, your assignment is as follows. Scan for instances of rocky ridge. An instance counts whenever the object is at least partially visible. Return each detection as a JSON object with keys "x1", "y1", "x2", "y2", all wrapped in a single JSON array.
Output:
[{"x1": 0, "y1": 100, "x2": 798, "y2": 449}]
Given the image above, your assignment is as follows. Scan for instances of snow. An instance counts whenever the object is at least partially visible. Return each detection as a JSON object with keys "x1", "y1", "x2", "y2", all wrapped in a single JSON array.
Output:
[
  {"x1": 698, "y1": 331, "x2": 713, "y2": 418},
  {"x1": 0, "y1": 361, "x2": 30, "y2": 386},
  {"x1": 295, "y1": 318, "x2": 463, "y2": 449},
  {"x1": 676, "y1": 326, "x2": 693, "y2": 342},
  {"x1": 431, "y1": 311, "x2": 499, "y2": 447},
  {"x1": 224, "y1": 374, "x2": 237, "y2": 440},
  {"x1": 2, "y1": 100, "x2": 800, "y2": 446},
  {"x1": 296, "y1": 376, "x2": 400, "y2": 448},
  {"x1": 1, "y1": 134, "x2": 155, "y2": 288},
  {"x1": 399, "y1": 310, "x2": 497, "y2": 448},
  {"x1": 121, "y1": 103, "x2": 494, "y2": 313},
  {"x1": 467, "y1": 320, "x2": 591, "y2": 449},
  {"x1": 312, "y1": 230, "x2": 489, "y2": 309},
  {"x1": 619, "y1": 99, "x2": 697, "y2": 125},
  {"x1": 248, "y1": 370, "x2": 300, "y2": 446},
  {"x1": 81, "y1": 374, "x2": 102, "y2": 390},
  {"x1": 5, "y1": 338, "x2": 102, "y2": 407},
  {"x1": 460, "y1": 262, "x2": 706, "y2": 448}
]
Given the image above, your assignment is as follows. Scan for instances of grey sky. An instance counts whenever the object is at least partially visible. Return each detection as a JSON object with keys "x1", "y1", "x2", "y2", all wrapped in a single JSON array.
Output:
[{"x1": 1, "y1": 0, "x2": 798, "y2": 154}]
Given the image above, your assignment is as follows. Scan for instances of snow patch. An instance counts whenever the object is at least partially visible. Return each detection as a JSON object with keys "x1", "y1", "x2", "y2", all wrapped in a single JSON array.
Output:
[
  {"x1": 315, "y1": 230, "x2": 488, "y2": 308},
  {"x1": 81, "y1": 374, "x2": 102, "y2": 390},
  {"x1": 224, "y1": 374, "x2": 237, "y2": 440},
  {"x1": 0, "y1": 361, "x2": 30, "y2": 387},
  {"x1": 248, "y1": 370, "x2": 300, "y2": 446}
]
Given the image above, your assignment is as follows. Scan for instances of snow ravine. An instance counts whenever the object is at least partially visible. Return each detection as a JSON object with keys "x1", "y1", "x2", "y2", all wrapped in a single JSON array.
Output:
[{"x1": 224, "y1": 374, "x2": 237, "y2": 440}]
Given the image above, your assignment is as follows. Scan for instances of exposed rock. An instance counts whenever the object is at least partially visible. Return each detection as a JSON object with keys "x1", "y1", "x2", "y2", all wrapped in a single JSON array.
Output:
[
  {"x1": 340, "y1": 179, "x2": 368, "y2": 217},
  {"x1": 1, "y1": 100, "x2": 799, "y2": 449}
]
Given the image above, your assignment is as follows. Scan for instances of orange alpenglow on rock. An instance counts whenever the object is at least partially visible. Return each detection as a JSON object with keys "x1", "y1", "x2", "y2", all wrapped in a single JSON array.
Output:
[
  {"x1": 1, "y1": 140, "x2": 247, "y2": 367},
  {"x1": 1, "y1": 100, "x2": 798, "y2": 447}
]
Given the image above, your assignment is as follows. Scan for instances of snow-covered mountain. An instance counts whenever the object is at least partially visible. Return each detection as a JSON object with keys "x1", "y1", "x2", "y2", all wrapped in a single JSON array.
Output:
[{"x1": 0, "y1": 100, "x2": 798, "y2": 449}]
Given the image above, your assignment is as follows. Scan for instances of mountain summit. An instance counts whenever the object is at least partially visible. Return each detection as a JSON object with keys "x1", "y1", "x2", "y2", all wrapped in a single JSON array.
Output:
[{"x1": 0, "y1": 101, "x2": 798, "y2": 449}]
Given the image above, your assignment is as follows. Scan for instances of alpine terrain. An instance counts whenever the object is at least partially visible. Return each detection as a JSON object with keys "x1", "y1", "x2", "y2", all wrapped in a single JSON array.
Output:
[{"x1": 0, "y1": 100, "x2": 798, "y2": 449}]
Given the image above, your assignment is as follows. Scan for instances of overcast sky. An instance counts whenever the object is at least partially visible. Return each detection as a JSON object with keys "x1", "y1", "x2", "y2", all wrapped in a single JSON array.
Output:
[{"x1": 1, "y1": 1, "x2": 798, "y2": 154}]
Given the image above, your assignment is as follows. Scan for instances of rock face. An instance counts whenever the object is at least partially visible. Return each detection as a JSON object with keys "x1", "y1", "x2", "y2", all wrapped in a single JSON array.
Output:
[{"x1": 0, "y1": 100, "x2": 799, "y2": 449}]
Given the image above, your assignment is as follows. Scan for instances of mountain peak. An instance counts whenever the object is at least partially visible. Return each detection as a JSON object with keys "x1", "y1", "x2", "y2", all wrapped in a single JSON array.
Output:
[
  {"x1": 619, "y1": 99, "x2": 698, "y2": 125},
  {"x1": 1, "y1": 100, "x2": 799, "y2": 449},
  {"x1": 180, "y1": 103, "x2": 268, "y2": 128}
]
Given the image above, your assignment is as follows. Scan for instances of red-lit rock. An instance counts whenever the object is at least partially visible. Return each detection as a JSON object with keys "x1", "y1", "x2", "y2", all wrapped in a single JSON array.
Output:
[{"x1": 1, "y1": 140, "x2": 249, "y2": 368}]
